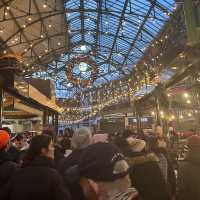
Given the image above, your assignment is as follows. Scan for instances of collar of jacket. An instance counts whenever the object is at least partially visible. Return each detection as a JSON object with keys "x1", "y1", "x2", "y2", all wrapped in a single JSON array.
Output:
[
  {"x1": 127, "y1": 152, "x2": 159, "y2": 166},
  {"x1": 28, "y1": 156, "x2": 55, "y2": 168}
]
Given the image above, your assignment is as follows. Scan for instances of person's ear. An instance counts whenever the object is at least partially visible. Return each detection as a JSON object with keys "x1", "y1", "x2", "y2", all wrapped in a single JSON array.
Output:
[{"x1": 80, "y1": 177, "x2": 99, "y2": 200}]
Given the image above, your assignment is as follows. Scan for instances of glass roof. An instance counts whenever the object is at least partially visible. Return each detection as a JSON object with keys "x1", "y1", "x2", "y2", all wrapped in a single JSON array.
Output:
[
  {"x1": 1, "y1": 0, "x2": 175, "y2": 99},
  {"x1": 52, "y1": 0, "x2": 175, "y2": 98}
]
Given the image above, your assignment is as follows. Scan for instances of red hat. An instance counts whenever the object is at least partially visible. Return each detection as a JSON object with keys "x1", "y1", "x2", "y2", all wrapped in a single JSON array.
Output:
[
  {"x1": 0, "y1": 130, "x2": 10, "y2": 150},
  {"x1": 188, "y1": 135, "x2": 200, "y2": 148}
]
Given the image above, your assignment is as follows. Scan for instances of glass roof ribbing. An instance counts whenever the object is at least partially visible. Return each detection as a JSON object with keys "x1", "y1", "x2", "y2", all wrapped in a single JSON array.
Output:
[
  {"x1": 54, "y1": 0, "x2": 175, "y2": 98},
  {"x1": 0, "y1": 0, "x2": 176, "y2": 99}
]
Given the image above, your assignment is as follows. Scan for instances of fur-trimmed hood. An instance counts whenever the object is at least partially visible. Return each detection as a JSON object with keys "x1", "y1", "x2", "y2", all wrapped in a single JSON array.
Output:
[{"x1": 127, "y1": 153, "x2": 159, "y2": 166}]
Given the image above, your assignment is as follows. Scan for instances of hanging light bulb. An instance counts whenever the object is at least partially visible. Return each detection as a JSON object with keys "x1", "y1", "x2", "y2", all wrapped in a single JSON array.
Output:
[
  {"x1": 186, "y1": 99, "x2": 191, "y2": 104},
  {"x1": 43, "y1": 3, "x2": 47, "y2": 8},
  {"x1": 183, "y1": 93, "x2": 189, "y2": 98},
  {"x1": 28, "y1": 16, "x2": 32, "y2": 21}
]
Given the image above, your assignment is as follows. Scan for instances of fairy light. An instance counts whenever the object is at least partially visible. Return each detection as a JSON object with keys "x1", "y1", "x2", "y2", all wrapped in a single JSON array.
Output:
[
  {"x1": 186, "y1": 99, "x2": 191, "y2": 104},
  {"x1": 43, "y1": 3, "x2": 47, "y2": 8},
  {"x1": 183, "y1": 93, "x2": 189, "y2": 98}
]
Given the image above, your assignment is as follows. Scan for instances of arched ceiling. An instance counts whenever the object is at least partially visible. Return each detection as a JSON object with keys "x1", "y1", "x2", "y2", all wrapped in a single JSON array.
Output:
[{"x1": 0, "y1": 0, "x2": 176, "y2": 98}]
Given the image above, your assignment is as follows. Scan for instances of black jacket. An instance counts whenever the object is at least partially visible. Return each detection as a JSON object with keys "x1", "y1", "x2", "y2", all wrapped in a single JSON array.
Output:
[
  {"x1": 127, "y1": 152, "x2": 170, "y2": 200},
  {"x1": 177, "y1": 150, "x2": 200, "y2": 200},
  {"x1": 0, "y1": 151, "x2": 18, "y2": 187},
  {"x1": 58, "y1": 149, "x2": 86, "y2": 200},
  {"x1": 4, "y1": 156, "x2": 71, "y2": 200}
]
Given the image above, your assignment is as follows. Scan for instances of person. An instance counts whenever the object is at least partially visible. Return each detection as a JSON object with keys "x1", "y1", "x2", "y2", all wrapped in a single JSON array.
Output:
[
  {"x1": 0, "y1": 130, "x2": 18, "y2": 188},
  {"x1": 77, "y1": 142, "x2": 138, "y2": 200},
  {"x1": 155, "y1": 125, "x2": 168, "y2": 148},
  {"x1": 115, "y1": 136, "x2": 170, "y2": 200},
  {"x1": 3, "y1": 134, "x2": 71, "y2": 200},
  {"x1": 58, "y1": 127, "x2": 93, "y2": 200},
  {"x1": 177, "y1": 135, "x2": 200, "y2": 200},
  {"x1": 9, "y1": 134, "x2": 28, "y2": 164}
]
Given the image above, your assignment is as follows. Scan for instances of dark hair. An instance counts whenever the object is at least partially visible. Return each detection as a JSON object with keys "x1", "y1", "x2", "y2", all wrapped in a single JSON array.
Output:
[
  {"x1": 15, "y1": 134, "x2": 23, "y2": 141},
  {"x1": 26, "y1": 134, "x2": 52, "y2": 161}
]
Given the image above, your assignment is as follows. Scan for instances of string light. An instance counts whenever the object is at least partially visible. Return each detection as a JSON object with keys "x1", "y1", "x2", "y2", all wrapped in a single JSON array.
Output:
[
  {"x1": 43, "y1": 3, "x2": 47, "y2": 8},
  {"x1": 180, "y1": 115, "x2": 183, "y2": 119},
  {"x1": 183, "y1": 93, "x2": 189, "y2": 98},
  {"x1": 151, "y1": 111, "x2": 155, "y2": 116},
  {"x1": 48, "y1": 24, "x2": 52, "y2": 28},
  {"x1": 186, "y1": 99, "x2": 191, "y2": 104},
  {"x1": 28, "y1": 17, "x2": 32, "y2": 21},
  {"x1": 40, "y1": 34, "x2": 44, "y2": 38},
  {"x1": 57, "y1": 42, "x2": 61, "y2": 46}
]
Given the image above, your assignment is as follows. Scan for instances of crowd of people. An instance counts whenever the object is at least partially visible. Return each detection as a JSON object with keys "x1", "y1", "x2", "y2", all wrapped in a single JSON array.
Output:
[{"x1": 0, "y1": 125, "x2": 200, "y2": 200}]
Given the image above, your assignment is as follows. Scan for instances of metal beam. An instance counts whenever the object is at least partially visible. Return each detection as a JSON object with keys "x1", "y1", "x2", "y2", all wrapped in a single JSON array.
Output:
[{"x1": 121, "y1": 0, "x2": 157, "y2": 67}]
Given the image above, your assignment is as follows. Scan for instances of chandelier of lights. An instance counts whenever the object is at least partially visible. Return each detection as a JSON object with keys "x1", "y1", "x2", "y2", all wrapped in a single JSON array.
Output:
[{"x1": 66, "y1": 56, "x2": 98, "y2": 87}]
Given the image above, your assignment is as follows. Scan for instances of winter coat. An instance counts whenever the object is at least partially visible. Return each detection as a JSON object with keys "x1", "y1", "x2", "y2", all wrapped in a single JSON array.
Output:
[
  {"x1": 58, "y1": 149, "x2": 86, "y2": 200},
  {"x1": 4, "y1": 156, "x2": 71, "y2": 200},
  {"x1": 127, "y1": 152, "x2": 170, "y2": 200},
  {"x1": 0, "y1": 151, "x2": 18, "y2": 187},
  {"x1": 177, "y1": 150, "x2": 200, "y2": 200}
]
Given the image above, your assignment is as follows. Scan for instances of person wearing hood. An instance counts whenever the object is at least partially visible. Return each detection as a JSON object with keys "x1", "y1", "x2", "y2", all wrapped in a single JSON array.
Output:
[
  {"x1": 177, "y1": 135, "x2": 200, "y2": 200},
  {"x1": 3, "y1": 134, "x2": 71, "y2": 200},
  {"x1": 115, "y1": 136, "x2": 170, "y2": 200},
  {"x1": 0, "y1": 130, "x2": 18, "y2": 190},
  {"x1": 58, "y1": 127, "x2": 93, "y2": 200}
]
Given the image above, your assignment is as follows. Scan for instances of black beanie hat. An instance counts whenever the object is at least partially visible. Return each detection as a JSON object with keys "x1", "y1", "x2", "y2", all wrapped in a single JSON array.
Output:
[{"x1": 79, "y1": 142, "x2": 129, "y2": 182}]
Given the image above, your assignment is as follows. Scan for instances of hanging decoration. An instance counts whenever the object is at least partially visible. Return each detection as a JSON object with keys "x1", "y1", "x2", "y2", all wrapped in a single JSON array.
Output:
[{"x1": 66, "y1": 56, "x2": 99, "y2": 87}]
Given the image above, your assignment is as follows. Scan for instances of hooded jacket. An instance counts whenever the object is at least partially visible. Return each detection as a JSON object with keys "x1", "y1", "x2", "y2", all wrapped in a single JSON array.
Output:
[
  {"x1": 177, "y1": 150, "x2": 200, "y2": 200},
  {"x1": 127, "y1": 152, "x2": 170, "y2": 200}
]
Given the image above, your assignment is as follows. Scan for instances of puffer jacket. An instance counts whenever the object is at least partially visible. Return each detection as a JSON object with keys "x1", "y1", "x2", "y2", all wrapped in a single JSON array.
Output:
[{"x1": 127, "y1": 152, "x2": 170, "y2": 200}]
